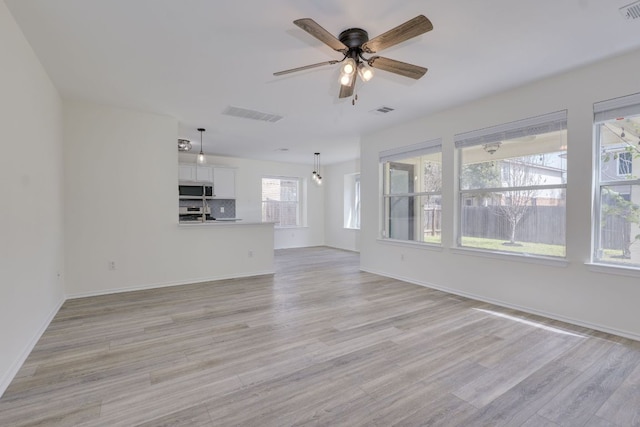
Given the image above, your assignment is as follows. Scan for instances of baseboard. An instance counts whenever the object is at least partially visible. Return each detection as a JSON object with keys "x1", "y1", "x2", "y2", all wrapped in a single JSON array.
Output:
[
  {"x1": 360, "y1": 266, "x2": 640, "y2": 342},
  {"x1": 0, "y1": 296, "x2": 65, "y2": 399},
  {"x1": 325, "y1": 244, "x2": 360, "y2": 253},
  {"x1": 66, "y1": 270, "x2": 276, "y2": 299}
]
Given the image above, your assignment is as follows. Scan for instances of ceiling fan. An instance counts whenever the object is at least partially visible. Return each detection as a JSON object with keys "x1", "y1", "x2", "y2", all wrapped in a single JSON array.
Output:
[{"x1": 273, "y1": 15, "x2": 433, "y2": 100}]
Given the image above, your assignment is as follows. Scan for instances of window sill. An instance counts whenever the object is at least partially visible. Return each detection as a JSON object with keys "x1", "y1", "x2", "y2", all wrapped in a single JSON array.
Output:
[
  {"x1": 450, "y1": 247, "x2": 569, "y2": 267},
  {"x1": 585, "y1": 262, "x2": 640, "y2": 278},
  {"x1": 274, "y1": 225, "x2": 308, "y2": 230},
  {"x1": 377, "y1": 238, "x2": 444, "y2": 252},
  {"x1": 343, "y1": 227, "x2": 360, "y2": 231}
]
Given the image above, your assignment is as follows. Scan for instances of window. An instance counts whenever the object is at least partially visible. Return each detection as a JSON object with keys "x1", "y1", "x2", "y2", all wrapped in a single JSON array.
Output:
[
  {"x1": 381, "y1": 139, "x2": 442, "y2": 244},
  {"x1": 344, "y1": 173, "x2": 361, "y2": 229},
  {"x1": 593, "y1": 93, "x2": 640, "y2": 268},
  {"x1": 618, "y1": 151, "x2": 633, "y2": 176},
  {"x1": 261, "y1": 177, "x2": 300, "y2": 227},
  {"x1": 455, "y1": 111, "x2": 568, "y2": 257}
]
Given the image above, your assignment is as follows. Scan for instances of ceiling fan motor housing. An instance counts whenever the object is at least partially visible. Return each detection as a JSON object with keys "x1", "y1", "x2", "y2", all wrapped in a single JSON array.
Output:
[{"x1": 338, "y1": 28, "x2": 369, "y2": 50}]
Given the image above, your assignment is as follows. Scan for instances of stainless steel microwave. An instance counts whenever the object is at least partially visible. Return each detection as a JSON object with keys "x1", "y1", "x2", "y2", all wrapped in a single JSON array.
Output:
[{"x1": 179, "y1": 184, "x2": 213, "y2": 199}]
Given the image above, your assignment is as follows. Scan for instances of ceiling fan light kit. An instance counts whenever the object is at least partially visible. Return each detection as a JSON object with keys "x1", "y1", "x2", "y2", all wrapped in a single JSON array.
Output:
[
  {"x1": 483, "y1": 142, "x2": 501, "y2": 155},
  {"x1": 358, "y1": 62, "x2": 374, "y2": 82},
  {"x1": 178, "y1": 138, "x2": 192, "y2": 152},
  {"x1": 274, "y1": 15, "x2": 433, "y2": 101},
  {"x1": 340, "y1": 58, "x2": 356, "y2": 75}
]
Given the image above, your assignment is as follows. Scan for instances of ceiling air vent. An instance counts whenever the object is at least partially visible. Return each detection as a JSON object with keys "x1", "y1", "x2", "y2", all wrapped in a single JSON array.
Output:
[
  {"x1": 370, "y1": 106, "x2": 395, "y2": 115},
  {"x1": 222, "y1": 106, "x2": 283, "y2": 123},
  {"x1": 620, "y1": 1, "x2": 640, "y2": 20}
]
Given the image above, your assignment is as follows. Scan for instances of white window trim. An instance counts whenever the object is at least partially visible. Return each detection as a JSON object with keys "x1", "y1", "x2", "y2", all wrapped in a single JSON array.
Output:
[
  {"x1": 379, "y1": 138, "x2": 442, "y2": 162},
  {"x1": 592, "y1": 96, "x2": 640, "y2": 268},
  {"x1": 261, "y1": 176, "x2": 303, "y2": 228},
  {"x1": 594, "y1": 92, "x2": 640, "y2": 123},
  {"x1": 585, "y1": 262, "x2": 640, "y2": 278},
  {"x1": 376, "y1": 237, "x2": 444, "y2": 251},
  {"x1": 380, "y1": 138, "x2": 443, "y2": 245},
  {"x1": 454, "y1": 110, "x2": 567, "y2": 149},
  {"x1": 451, "y1": 247, "x2": 569, "y2": 267},
  {"x1": 344, "y1": 173, "x2": 361, "y2": 230},
  {"x1": 455, "y1": 111, "x2": 568, "y2": 259}
]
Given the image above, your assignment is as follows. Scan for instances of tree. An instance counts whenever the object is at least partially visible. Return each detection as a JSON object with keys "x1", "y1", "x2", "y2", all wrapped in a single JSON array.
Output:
[
  {"x1": 460, "y1": 162, "x2": 501, "y2": 205},
  {"x1": 497, "y1": 159, "x2": 542, "y2": 245},
  {"x1": 423, "y1": 161, "x2": 442, "y2": 193},
  {"x1": 601, "y1": 188, "x2": 640, "y2": 258},
  {"x1": 600, "y1": 129, "x2": 640, "y2": 258}
]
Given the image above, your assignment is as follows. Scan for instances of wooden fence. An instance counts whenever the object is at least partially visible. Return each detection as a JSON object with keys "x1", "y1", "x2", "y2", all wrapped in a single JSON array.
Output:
[{"x1": 460, "y1": 206, "x2": 566, "y2": 245}]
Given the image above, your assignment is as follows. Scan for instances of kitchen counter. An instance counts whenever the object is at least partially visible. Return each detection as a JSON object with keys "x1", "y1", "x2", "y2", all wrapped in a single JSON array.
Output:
[{"x1": 178, "y1": 220, "x2": 274, "y2": 226}]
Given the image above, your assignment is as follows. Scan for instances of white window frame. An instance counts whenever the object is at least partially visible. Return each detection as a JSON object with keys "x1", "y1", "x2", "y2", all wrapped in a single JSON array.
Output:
[
  {"x1": 454, "y1": 110, "x2": 568, "y2": 259},
  {"x1": 380, "y1": 139, "x2": 442, "y2": 245},
  {"x1": 344, "y1": 173, "x2": 361, "y2": 229},
  {"x1": 261, "y1": 176, "x2": 301, "y2": 228},
  {"x1": 593, "y1": 93, "x2": 640, "y2": 269}
]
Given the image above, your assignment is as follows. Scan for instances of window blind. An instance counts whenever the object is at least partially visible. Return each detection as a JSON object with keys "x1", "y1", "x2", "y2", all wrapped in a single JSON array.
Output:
[
  {"x1": 594, "y1": 92, "x2": 640, "y2": 123},
  {"x1": 454, "y1": 110, "x2": 567, "y2": 149},
  {"x1": 379, "y1": 138, "x2": 442, "y2": 163}
]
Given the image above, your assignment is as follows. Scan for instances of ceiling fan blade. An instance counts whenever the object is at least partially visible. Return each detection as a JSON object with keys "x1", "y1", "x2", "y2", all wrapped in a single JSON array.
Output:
[
  {"x1": 294, "y1": 18, "x2": 348, "y2": 53},
  {"x1": 338, "y1": 76, "x2": 356, "y2": 98},
  {"x1": 362, "y1": 15, "x2": 433, "y2": 53},
  {"x1": 368, "y1": 56, "x2": 428, "y2": 79},
  {"x1": 273, "y1": 60, "x2": 339, "y2": 76}
]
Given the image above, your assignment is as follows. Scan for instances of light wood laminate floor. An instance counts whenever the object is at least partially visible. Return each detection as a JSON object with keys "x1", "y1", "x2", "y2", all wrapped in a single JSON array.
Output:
[{"x1": 1, "y1": 247, "x2": 640, "y2": 426}]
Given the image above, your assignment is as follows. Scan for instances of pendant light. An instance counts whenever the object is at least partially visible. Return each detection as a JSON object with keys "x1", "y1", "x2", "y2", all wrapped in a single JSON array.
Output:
[
  {"x1": 312, "y1": 152, "x2": 322, "y2": 185},
  {"x1": 196, "y1": 128, "x2": 206, "y2": 164}
]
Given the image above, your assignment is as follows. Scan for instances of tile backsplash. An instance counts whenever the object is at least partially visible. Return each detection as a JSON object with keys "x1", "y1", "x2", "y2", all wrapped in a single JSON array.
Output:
[{"x1": 179, "y1": 199, "x2": 236, "y2": 218}]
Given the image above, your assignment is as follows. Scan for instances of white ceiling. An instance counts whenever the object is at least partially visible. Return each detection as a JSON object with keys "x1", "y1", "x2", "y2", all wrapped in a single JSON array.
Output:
[{"x1": 6, "y1": 0, "x2": 640, "y2": 164}]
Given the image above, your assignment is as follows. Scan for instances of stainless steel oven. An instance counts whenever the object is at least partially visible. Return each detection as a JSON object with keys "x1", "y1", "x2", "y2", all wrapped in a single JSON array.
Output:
[
  {"x1": 178, "y1": 205, "x2": 211, "y2": 215},
  {"x1": 178, "y1": 205, "x2": 211, "y2": 222}
]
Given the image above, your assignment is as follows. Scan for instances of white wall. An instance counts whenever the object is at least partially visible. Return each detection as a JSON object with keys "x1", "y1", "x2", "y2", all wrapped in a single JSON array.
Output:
[
  {"x1": 324, "y1": 159, "x2": 360, "y2": 252},
  {"x1": 0, "y1": 2, "x2": 65, "y2": 396},
  {"x1": 179, "y1": 152, "x2": 325, "y2": 250},
  {"x1": 64, "y1": 102, "x2": 274, "y2": 297},
  {"x1": 360, "y1": 47, "x2": 640, "y2": 340}
]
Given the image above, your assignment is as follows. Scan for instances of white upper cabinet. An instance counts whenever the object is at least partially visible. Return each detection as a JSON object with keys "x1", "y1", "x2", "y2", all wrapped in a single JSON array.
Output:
[
  {"x1": 178, "y1": 164, "x2": 213, "y2": 183},
  {"x1": 178, "y1": 164, "x2": 195, "y2": 181},
  {"x1": 213, "y1": 167, "x2": 236, "y2": 198},
  {"x1": 195, "y1": 165, "x2": 213, "y2": 183}
]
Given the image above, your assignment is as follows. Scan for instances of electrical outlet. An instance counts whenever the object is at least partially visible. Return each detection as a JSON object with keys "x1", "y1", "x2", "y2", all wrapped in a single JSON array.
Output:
[
  {"x1": 108, "y1": 261, "x2": 116, "y2": 271},
  {"x1": 248, "y1": 250, "x2": 253, "y2": 258},
  {"x1": 400, "y1": 254, "x2": 405, "y2": 261},
  {"x1": 220, "y1": 207, "x2": 224, "y2": 213}
]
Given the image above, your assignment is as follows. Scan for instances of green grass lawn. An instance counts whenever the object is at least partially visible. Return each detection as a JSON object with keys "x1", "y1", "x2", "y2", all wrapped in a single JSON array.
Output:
[
  {"x1": 598, "y1": 249, "x2": 640, "y2": 266},
  {"x1": 459, "y1": 236, "x2": 565, "y2": 257},
  {"x1": 422, "y1": 235, "x2": 441, "y2": 244},
  {"x1": 422, "y1": 235, "x2": 640, "y2": 264}
]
